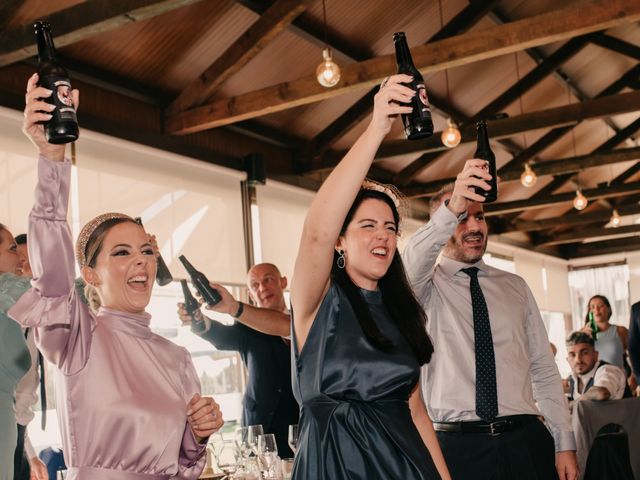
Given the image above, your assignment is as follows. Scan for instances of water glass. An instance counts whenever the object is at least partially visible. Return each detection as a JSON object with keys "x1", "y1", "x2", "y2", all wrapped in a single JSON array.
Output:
[{"x1": 281, "y1": 458, "x2": 295, "y2": 479}]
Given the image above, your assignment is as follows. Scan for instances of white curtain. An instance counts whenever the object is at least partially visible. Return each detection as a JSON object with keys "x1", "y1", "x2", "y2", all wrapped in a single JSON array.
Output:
[{"x1": 256, "y1": 180, "x2": 314, "y2": 280}]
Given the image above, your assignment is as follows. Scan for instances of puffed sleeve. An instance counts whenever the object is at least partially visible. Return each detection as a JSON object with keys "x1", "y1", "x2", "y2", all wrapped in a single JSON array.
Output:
[
  {"x1": 177, "y1": 348, "x2": 207, "y2": 479},
  {"x1": 9, "y1": 155, "x2": 95, "y2": 376}
]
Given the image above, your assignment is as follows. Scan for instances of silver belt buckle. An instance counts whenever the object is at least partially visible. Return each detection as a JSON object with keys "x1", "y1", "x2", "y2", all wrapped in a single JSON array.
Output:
[{"x1": 489, "y1": 419, "x2": 508, "y2": 436}]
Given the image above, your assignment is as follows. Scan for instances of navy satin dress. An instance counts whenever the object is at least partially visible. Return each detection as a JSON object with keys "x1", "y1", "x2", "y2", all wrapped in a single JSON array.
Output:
[{"x1": 291, "y1": 283, "x2": 441, "y2": 479}]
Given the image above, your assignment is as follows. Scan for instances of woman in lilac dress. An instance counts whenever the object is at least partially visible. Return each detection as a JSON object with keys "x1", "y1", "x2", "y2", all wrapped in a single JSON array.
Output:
[{"x1": 9, "y1": 73, "x2": 224, "y2": 480}]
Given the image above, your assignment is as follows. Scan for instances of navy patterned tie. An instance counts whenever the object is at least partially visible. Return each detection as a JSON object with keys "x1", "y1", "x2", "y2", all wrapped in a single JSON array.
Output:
[{"x1": 462, "y1": 267, "x2": 498, "y2": 422}]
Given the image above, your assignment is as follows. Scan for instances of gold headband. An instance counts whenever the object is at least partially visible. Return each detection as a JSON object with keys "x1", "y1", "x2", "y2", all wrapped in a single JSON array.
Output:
[
  {"x1": 362, "y1": 178, "x2": 404, "y2": 210},
  {"x1": 76, "y1": 212, "x2": 133, "y2": 267}
]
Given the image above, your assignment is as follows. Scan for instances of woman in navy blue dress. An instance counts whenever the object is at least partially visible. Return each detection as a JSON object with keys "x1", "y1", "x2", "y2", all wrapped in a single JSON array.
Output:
[{"x1": 289, "y1": 74, "x2": 451, "y2": 480}]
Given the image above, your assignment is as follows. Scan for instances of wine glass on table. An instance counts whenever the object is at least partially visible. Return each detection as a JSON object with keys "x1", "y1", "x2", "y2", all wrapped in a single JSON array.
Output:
[
  {"x1": 287, "y1": 424, "x2": 299, "y2": 455},
  {"x1": 247, "y1": 424, "x2": 264, "y2": 456},
  {"x1": 214, "y1": 440, "x2": 241, "y2": 479},
  {"x1": 258, "y1": 433, "x2": 280, "y2": 478}
]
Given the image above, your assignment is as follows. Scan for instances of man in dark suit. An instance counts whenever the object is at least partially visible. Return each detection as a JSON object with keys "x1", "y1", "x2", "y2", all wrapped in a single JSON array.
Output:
[
  {"x1": 179, "y1": 263, "x2": 298, "y2": 457},
  {"x1": 629, "y1": 301, "x2": 640, "y2": 396}
]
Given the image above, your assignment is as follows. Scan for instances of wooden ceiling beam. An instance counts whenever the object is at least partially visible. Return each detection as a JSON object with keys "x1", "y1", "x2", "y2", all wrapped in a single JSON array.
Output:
[
  {"x1": 560, "y1": 236, "x2": 640, "y2": 259},
  {"x1": 501, "y1": 201, "x2": 640, "y2": 234},
  {"x1": 402, "y1": 147, "x2": 640, "y2": 197},
  {"x1": 536, "y1": 223, "x2": 640, "y2": 247},
  {"x1": 165, "y1": 0, "x2": 640, "y2": 135},
  {"x1": 483, "y1": 181, "x2": 640, "y2": 216},
  {"x1": 0, "y1": 0, "x2": 203, "y2": 68},
  {"x1": 500, "y1": 147, "x2": 640, "y2": 182},
  {"x1": 591, "y1": 34, "x2": 640, "y2": 61},
  {"x1": 364, "y1": 89, "x2": 640, "y2": 163},
  {"x1": 166, "y1": 0, "x2": 314, "y2": 115}
]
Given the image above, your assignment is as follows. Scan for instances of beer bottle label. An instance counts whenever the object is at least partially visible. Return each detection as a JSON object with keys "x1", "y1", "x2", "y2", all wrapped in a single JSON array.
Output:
[
  {"x1": 41, "y1": 76, "x2": 77, "y2": 122},
  {"x1": 417, "y1": 84, "x2": 429, "y2": 106}
]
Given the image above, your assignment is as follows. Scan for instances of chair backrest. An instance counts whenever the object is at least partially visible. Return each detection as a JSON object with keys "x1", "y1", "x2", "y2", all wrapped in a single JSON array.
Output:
[{"x1": 572, "y1": 398, "x2": 640, "y2": 480}]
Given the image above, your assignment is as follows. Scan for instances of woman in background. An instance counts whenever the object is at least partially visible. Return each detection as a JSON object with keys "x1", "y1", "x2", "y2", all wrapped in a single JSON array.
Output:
[{"x1": 10, "y1": 73, "x2": 223, "y2": 480}]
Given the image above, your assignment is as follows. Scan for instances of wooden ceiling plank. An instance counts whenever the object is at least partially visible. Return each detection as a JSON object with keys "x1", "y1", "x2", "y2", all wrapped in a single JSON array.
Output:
[
  {"x1": 0, "y1": 0, "x2": 203, "y2": 68},
  {"x1": 166, "y1": 0, "x2": 315, "y2": 115},
  {"x1": 165, "y1": 0, "x2": 640, "y2": 135},
  {"x1": 591, "y1": 34, "x2": 640, "y2": 61},
  {"x1": 0, "y1": 0, "x2": 23, "y2": 30},
  {"x1": 235, "y1": 0, "x2": 373, "y2": 61}
]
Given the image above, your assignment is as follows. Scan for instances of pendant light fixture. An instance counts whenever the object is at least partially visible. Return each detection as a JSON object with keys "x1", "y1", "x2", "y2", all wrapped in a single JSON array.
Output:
[
  {"x1": 316, "y1": 0, "x2": 340, "y2": 88},
  {"x1": 610, "y1": 209, "x2": 621, "y2": 227},
  {"x1": 520, "y1": 163, "x2": 537, "y2": 188},
  {"x1": 441, "y1": 118, "x2": 461, "y2": 148},
  {"x1": 573, "y1": 189, "x2": 588, "y2": 211}
]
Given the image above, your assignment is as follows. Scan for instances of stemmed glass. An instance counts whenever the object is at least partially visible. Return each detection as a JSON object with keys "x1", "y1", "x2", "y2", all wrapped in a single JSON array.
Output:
[
  {"x1": 258, "y1": 433, "x2": 279, "y2": 478},
  {"x1": 247, "y1": 424, "x2": 264, "y2": 455},
  {"x1": 213, "y1": 440, "x2": 241, "y2": 479},
  {"x1": 287, "y1": 424, "x2": 299, "y2": 454},
  {"x1": 234, "y1": 426, "x2": 252, "y2": 461}
]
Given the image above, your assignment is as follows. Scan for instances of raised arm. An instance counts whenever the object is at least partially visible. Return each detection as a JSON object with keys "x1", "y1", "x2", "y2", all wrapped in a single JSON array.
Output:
[
  {"x1": 8, "y1": 74, "x2": 92, "y2": 374},
  {"x1": 291, "y1": 74, "x2": 414, "y2": 349},
  {"x1": 402, "y1": 159, "x2": 491, "y2": 300}
]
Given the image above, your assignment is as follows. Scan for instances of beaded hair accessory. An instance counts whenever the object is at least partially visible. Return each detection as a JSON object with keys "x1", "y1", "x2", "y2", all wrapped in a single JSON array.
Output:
[
  {"x1": 76, "y1": 212, "x2": 133, "y2": 267},
  {"x1": 361, "y1": 178, "x2": 407, "y2": 218}
]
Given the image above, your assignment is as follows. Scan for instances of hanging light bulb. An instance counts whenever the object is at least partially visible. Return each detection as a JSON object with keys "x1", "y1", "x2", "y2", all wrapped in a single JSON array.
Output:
[
  {"x1": 573, "y1": 190, "x2": 588, "y2": 211},
  {"x1": 520, "y1": 163, "x2": 537, "y2": 187},
  {"x1": 441, "y1": 118, "x2": 461, "y2": 148},
  {"x1": 316, "y1": 48, "x2": 341, "y2": 87},
  {"x1": 610, "y1": 209, "x2": 621, "y2": 228}
]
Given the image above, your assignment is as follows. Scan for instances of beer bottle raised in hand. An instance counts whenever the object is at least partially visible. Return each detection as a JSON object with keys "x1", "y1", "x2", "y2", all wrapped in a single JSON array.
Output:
[
  {"x1": 181, "y1": 279, "x2": 207, "y2": 334},
  {"x1": 473, "y1": 120, "x2": 498, "y2": 203},
  {"x1": 34, "y1": 21, "x2": 78, "y2": 144},
  {"x1": 134, "y1": 218, "x2": 174, "y2": 286},
  {"x1": 393, "y1": 32, "x2": 433, "y2": 140},
  {"x1": 179, "y1": 255, "x2": 222, "y2": 306}
]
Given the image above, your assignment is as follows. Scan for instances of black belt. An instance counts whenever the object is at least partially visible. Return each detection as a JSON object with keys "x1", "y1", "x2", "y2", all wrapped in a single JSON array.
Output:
[{"x1": 433, "y1": 414, "x2": 540, "y2": 436}]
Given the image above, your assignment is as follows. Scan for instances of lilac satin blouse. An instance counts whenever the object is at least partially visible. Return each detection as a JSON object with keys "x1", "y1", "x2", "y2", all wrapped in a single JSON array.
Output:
[{"x1": 9, "y1": 156, "x2": 206, "y2": 480}]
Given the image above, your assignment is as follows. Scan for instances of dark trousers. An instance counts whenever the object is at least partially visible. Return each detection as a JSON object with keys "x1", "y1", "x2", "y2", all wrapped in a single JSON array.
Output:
[
  {"x1": 436, "y1": 418, "x2": 559, "y2": 480},
  {"x1": 13, "y1": 424, "x2": 30, "y2": 480}
]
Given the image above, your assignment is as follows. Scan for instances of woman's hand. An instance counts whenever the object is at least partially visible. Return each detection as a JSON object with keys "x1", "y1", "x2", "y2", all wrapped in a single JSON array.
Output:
[
  {"x1": 369, "y1": 73, "x2": 414, "y2": 136},
  {"x1": 23, "y1": 72, "x2": 79, "y2": 162},
  {"x1": 186, "y1": 393, "x2": 224, "y2": 443}
]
